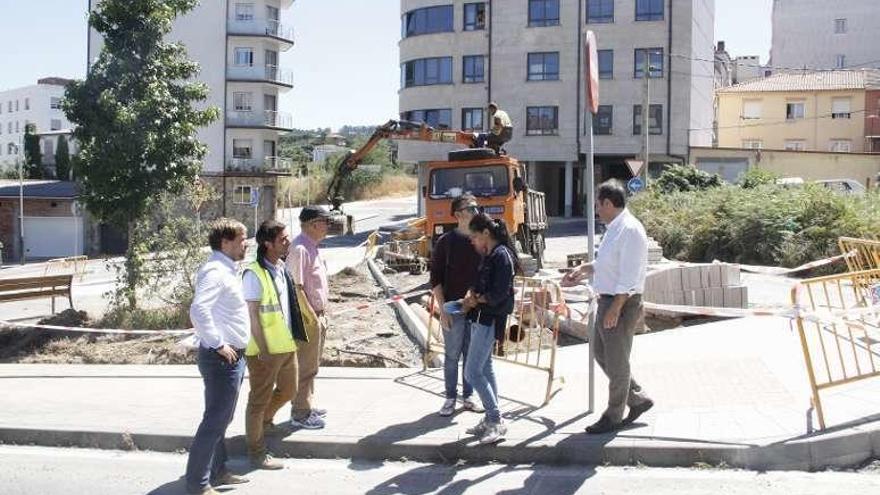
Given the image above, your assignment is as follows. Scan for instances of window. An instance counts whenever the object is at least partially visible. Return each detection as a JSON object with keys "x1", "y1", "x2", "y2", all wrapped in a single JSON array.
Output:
[
  {"x1": 51, "y1": 119, "x2": 62, "y2": 131},
  {"x1": 50, "y1": 97, "x2": 62, "y2": 109},
  {"x1": 15, "y1": 121, "x2": 19, "y2": 133},
  {"x1": 528, "y1": 0, "x2": 559, "y2": 27},
  {"x1": 14, "y1": 100, "x2": 18, "y2": 112},
  {"x1": 635, "y1": 0, "x2": 664, "y2": 21},
  {"x1": 526, "y1": 106, "x2": 558, "y2": 135},
  {"x1": 786, "y1": 101, "x2": 805, "y2": 120},
  {"x1": 634, "y1": 48, "x2": 663, "y2": 78},
  {"x1": 829, "y1": 139, "x2": 852, "y2": 152},
  {"x1": 742, "y1": 140, "x2": 763, "y2": 149},
  {"x1": 233, "y1": 92, "x2": 253, "y2": 111},
  {"x1": 233, "y1": 185, "x2": 253, "y2": 204},
  {"x1": 742, "y1": 100, "x2": 762, "y2": 119},
  {"x1": 7, "y1": 143, "x2": 14, "y2": 155},
  {"x1": 6, "y1": 122, "x2": 10, "y2": 133},
  {"x1": 463, "y1": 55, "x2": 485, "y2": 83},
  {"x1": 402, "y1": 5, "x2": 453, "y2": 37},
  {"x1": 832, "y1": 97, "x2": 851, "y2": 119},
  {"x1": 401, "y1": 109, "x2": 452, "y2": 129},
  {"x1": 430, "y1": 165, "x2": 509, "y2": 198},
  {"x1": 233, "y1": 139, "x2": 253, "y2": 159},
  {"x1": 598, "y1": 50, "x2": 613, "y2": 79},
  {"x1": 633, "y1": 104, "x2": 663, "y2": 135},
  {"x1": 593, "y1": 105, "x2": 613, "y2": 135},
  {"x1": 6, "y1": 101, "x2": 11, "y2": 112},
  {"x1": 401, "y1": 57, "x2": 454, "y2": 87},
  {"x1": 587, "y1": 0, "x2": 614, "y2": 23},
  {"x1": 463, "y1": 3, "x2": 486, "y2": 31},
  {"x1": 834, "y1": 18, "x2": 847, "y2": 34},
  {"x1": 835, "y1": 54, "x2": 846, "y2": 69},
  {"x1": 233, "y1": 48, "x2": 254, "y2": 66},
  {"x1": 527, "y1": 52, "x2": 560, "y2": 81},
  {"x1": 24, "y1": 98, "x2": 29, "y2": 110},
  {"x1": 235, "y1": 3, "x2": 254, "y2": 21},
  {"x1": 462, "y1": 108, "x2": 484, "y2": 131},
  {"x1": 784, "y1": 140, "x2": 805, "y2": 151}
]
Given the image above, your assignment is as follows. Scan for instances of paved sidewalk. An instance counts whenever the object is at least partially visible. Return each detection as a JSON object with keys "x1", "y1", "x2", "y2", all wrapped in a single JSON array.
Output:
[{"x1": 2, "y1": 316, "x2": 879, "y2": 470}]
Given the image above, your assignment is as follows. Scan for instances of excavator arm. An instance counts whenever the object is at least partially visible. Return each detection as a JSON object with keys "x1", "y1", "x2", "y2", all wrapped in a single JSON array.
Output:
[{"x1": 324, "y1": 120, "x2": 479, "y2": 234}]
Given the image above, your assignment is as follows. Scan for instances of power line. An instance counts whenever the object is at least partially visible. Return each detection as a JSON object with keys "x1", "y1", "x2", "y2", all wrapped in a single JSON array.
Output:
[{"x1": 669, "y1": 52, "x2": 880, "y2": 74}]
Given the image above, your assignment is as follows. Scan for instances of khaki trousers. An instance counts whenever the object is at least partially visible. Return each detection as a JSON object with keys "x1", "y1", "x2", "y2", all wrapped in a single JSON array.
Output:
[
  {"x1": 593, "y1": 295, "x2": 651, "y2": 423},
  {"x1": 292, "y1": 315, "x2": 326, "y2": 420},
  {"x1": 245, "y1": 352, "x2": 298, "y2": 459}
]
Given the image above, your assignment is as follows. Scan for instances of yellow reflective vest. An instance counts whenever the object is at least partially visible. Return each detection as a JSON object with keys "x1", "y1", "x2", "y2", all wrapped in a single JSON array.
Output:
[{"x1": 244, "y1": 261, "x2": 297, "y2": 356}]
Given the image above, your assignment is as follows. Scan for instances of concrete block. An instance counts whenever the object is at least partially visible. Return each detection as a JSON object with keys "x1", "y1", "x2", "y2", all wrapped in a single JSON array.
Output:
[
  {"x1": 700, "y1": 265, "x2": 712, "y2": 288},
  {"x1": 723, "y1": 286, "x2": 744, "y2": 308},
  {"x1": 688, "y1": 267, "x2": 703, "y2": 290},
  {"x1": 672, "y1": 291, "x2": 685, "y2": 306},
  {"x1": 709, "y1": 288, "x2": 724, "y2": 307},
  {"x1": 708, "y1": 265, "x2": 723, "y2": 288},
  {"x1": 693, "y1": 290, "x2": 705, "y2": 306},
  {"x1": 720, "y1": 264, "x2": 741, "y2": 287}
]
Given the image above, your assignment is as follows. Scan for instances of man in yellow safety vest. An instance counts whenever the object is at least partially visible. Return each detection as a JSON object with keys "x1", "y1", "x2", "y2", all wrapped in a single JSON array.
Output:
[{"x1": 242, "y1": 220, "x2": 308, "y2": 469}]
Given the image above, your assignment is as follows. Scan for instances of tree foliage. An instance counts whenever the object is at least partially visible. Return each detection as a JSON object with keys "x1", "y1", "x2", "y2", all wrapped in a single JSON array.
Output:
[
  {"x1": 63, "y1": 0, "x2": 218, "y2": 228},
  {"x1": 23, "y1": 123, "x2": 43, "y2": 179},
  {"x1": 54, "y1": 135, "x2": 71, "y2": 180},
  {"x1": 652, "y1": 164, "x2": 721, "y2": 193}
]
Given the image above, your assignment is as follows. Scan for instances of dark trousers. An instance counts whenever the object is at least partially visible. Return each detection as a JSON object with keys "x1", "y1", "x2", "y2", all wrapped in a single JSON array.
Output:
[
  {"x1": 593, "y1": 295, "x2": 650, "y2": 423},
  {"x1": 185, "y1": 346, "x2": 246, "y2": 492}
]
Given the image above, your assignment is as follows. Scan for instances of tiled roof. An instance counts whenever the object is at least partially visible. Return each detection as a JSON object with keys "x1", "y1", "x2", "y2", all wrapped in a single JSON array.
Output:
[
  {"x1": 718, "y1": 69, "x2": 880, "y2": 93},
  {"x1": 0, "y1": 180, "x2": 78, "y2": 198}
]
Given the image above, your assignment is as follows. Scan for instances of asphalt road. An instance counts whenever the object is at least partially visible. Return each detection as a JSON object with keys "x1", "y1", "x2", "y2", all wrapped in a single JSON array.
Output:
[{"x1": 2, "y1": 446, "x2": 878, "y2": 495}]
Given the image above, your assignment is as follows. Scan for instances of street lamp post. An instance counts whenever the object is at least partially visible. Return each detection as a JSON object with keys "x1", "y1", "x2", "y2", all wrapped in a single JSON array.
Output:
[{"x1": 13, "y1": 138, "x2": 25, "y2": 264}]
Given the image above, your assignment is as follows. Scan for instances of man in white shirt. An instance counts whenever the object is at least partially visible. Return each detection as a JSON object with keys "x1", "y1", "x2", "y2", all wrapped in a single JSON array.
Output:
[
  {"x1": 563, "y1": 180, "x2": 654, "y2": 434},
  {"x1": 185, "y1": 218, "x2": 251, "y2": 495}
]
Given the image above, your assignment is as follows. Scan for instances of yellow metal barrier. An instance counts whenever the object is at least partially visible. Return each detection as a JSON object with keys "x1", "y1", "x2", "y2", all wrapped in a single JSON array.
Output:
[
  {"x1": 424, "y1": 277, "x2": 566, "y2": 405},
  {"x1": 839, "y1": 237, "x2": 880, "y2": 272},
  {"x1": 790, "y1": 268, "x2": 880, "y2": 430}
]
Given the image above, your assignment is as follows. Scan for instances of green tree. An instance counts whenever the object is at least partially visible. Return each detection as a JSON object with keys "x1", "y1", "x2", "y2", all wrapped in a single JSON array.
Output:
[
  {"x1": 23, "y1": 123, "x2": 43, "y2": 179},
  {"x1": 63, "y1": 0, "x2": 219, "y2": 308},
  {"x1": 54, "y1": 135, "x2": 71, "y2": 180}
]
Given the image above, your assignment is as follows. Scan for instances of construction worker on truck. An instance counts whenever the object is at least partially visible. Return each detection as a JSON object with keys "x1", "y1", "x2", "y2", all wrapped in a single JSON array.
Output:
[{"x1": 479, "y1": 102, "x2": 512, "y2": 155}]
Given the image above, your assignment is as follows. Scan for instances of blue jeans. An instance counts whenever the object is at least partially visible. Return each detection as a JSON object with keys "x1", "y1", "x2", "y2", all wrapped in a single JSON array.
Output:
[
  {"x1": 443, "y1": 313, "x2": 473, "y2": 400},
  {"x1": 185, "y1": 346, "x2": 246, "y2": 492},
  {"x1": 464, "y1": 321, "x2": 501, "y2": 423}
]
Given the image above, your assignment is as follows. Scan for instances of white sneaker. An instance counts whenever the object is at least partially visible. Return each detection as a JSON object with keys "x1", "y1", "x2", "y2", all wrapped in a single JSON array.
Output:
[
  {"x1": 461, "y1": 397, "x2": 484, "y2": 413},
  {"x1": 479, "y1": 421, "x2": 507, "y2": 445},
  {"x1": 439, "y1": 398, "x2": 456, "y2": 417},
  {"x1": 290, "y1": 411, "x2": 325, "y2": 430},
  {"x1": 466, "y1": 418, "x2": 487, "y2": 436}
]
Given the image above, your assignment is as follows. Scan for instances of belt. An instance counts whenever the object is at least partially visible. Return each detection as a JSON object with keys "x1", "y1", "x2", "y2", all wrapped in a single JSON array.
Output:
[{"x1": 599, "y1": 293, "x2": 642, "y2": 298}]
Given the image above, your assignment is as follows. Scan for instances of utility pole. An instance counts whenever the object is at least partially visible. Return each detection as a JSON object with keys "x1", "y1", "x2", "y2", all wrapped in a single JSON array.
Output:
[
  {"x1": 642, "y1": 52, "x2": 651, "y2": 186},
  {"x1": 16, "y1": 136, "x2": 25, "y2": 264}
]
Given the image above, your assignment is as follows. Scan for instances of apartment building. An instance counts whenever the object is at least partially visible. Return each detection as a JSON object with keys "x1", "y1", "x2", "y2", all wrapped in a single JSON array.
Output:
[
  {"x1": 88, "y1": 0, "x2": 295, "y2": 223},
  {"x1": 398, "y1": 0, "x2": 715, "y2": 216},
  {"x1": 716, "y1": 70, "x2": 880, "y2": 153},
  {"x1": 0, "y1": 78, "x2": 74, "y2": 170},
  {"x1": 771, "y1": 0, "x2": 880, "y2": 71}
]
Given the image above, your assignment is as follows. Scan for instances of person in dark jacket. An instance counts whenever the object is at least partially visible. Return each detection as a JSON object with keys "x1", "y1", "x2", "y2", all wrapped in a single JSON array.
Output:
[{"x1": 461, "y1": 213, "x2": 520, "y2": 444}]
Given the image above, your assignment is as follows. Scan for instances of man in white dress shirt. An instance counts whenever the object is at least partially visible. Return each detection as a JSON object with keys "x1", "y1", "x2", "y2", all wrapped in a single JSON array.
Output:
[
  {"x1": 185, "y1": 218, "x2": 251, "y2": 495},
  {"x1": 563, "y1": 180, "x2": 654, "y2": 434}
]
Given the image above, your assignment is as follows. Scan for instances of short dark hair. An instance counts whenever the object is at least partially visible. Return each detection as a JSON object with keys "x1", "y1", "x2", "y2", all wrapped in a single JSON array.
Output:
[
  {"x1": 598, "y1": 180, "x2": 627, "y2": 208},
  {"x1": 450, "y1": 193, "x2": 477, "y2": 216},
  {"x1": 256, "y1": 219, "x2": 287, "y2": 261},
  {"x1": 208, "y1": 218, "x2": 246, "y2": 251}
]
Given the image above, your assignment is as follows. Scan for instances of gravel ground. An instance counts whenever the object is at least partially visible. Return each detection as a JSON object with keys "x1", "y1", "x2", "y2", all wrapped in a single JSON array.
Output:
[{"x1": 0, "y1": 265, "x2": 423, "y2": 368}]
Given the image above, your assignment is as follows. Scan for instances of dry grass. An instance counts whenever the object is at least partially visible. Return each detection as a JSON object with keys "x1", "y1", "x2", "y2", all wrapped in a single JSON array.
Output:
[
  {"x1": 366, "y1": 174, "x2": 418, "y2": 199},
  {"x1": 278, "y1": 173, "x2": 416, "y2": 208}
]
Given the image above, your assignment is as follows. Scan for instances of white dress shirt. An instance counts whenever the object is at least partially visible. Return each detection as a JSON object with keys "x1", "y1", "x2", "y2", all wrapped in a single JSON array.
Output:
[
  {"x1": 189, "y1": 251, "x2": 251, "y2": 349},
  {"x1": 593, "y1": 208, "x2": 648, "y2": 295}
]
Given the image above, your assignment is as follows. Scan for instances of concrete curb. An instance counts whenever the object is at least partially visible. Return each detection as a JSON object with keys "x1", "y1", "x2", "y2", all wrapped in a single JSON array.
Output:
[
  {"x1": 366, "y1": 258, "x2": 442, "y2": 368},
  {"x1": 1, "y1": 425, "x2": 877, "y2": 470}
]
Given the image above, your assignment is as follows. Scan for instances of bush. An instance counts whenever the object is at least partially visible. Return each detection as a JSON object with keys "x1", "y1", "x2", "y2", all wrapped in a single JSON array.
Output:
[
  {"x1": 653, "y1": 165, "x2": 722, "y2": 193},
  {"x1": 630, "y1": 183, "x2": 880, "y2": 270},
  {"x1": 739, "y1": 168, "x2": 778, "y2": 189}
]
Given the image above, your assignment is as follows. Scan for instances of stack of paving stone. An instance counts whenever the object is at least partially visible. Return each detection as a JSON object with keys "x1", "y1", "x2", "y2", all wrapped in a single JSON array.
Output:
[
  {"x1": 519, "y1": 253, "x2": 539, "y2": 277},
  {"x1": 647, "y1": 237, "x2": 664, "y2": 264},
  {"x1": 644, "y1": 263, "x2": 748, "y2": 317}
]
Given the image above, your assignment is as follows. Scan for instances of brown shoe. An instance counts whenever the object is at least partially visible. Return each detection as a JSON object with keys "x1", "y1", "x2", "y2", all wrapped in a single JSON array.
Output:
[
  {"x1": 250, "y1": 454, "x2": 284, "y2": 470},
  {"x1": 212, "y1": 473, "x2": 250, "y2": 486}
]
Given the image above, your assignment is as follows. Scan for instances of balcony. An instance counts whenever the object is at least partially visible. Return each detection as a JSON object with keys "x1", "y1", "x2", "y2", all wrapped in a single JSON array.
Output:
[
  {"x1": 227, "y1": 18, "x2": 295, "y2": 47},
  {"x1": 227, "y1": 64, "x2": 294, "y2": 88},
  {"x1": 227, "y1": 156, "x2": 293, "y2": 174},
  {"x1": 226, "y1": 110, "x2": 294, "y2": 130}
]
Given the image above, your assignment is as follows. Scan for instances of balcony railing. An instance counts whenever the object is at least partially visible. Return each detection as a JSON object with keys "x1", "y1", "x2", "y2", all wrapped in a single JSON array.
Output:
[
  {"x1": 227, "y1": 156, "x2": 293, "y2": 173},
  {"x1": 227, "y1": 18, "x2": 295, "y2": 44},
  {"x1": 227, "y1": 64, "x2": 294, "y2": 86},
  {"x1": 227, "y1": 110, "x2": 293, "y2": 129}
]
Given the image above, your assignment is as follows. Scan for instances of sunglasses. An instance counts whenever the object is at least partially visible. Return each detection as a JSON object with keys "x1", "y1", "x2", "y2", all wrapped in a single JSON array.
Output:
[{"x1": 455, "y1": 205, "x2": 480, "y2": 213}]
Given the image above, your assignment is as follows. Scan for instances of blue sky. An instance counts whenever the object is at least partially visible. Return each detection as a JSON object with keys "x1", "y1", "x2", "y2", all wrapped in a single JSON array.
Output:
[{"x1": 0, "y1": 0, "x2": 772, "y2": 130}]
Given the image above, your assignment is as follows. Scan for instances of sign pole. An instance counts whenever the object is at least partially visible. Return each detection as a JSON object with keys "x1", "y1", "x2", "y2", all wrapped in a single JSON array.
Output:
[{"x1": 584, "y1": 30, "x2": 600, "y2": 416}]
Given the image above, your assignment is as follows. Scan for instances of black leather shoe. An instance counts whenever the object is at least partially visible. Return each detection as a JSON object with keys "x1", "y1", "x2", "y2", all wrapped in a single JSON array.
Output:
[
  {"x1": 585, "y1": 415, "x2": 620, "y2": 434},
  {"x1": 622, "y1": 399, "x2": 654, "y2": 426}
]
